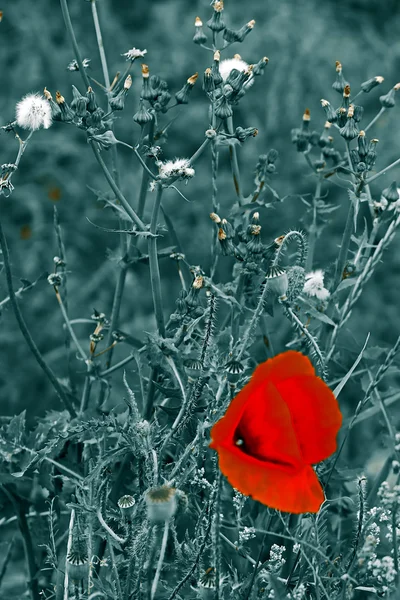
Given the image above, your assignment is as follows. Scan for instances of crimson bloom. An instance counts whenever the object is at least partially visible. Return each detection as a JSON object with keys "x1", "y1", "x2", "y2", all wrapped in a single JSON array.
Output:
[{"x1": 210, "y1": 351, "x2": 342, "y2": 514}]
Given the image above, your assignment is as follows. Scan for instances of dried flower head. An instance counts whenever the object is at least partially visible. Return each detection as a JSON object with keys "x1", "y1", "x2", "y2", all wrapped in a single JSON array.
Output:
[
  {"x1": 303, "y1": 270, "x2": 330, "y2": 301},
  {"x1": 158, "y1": 158, "x2": 195, "y2": 181},
  {"x1": 145, "y1": 485, "x2": 177, "y2": 522},
  {"x1": 122, "y1": 47, "x2": 147, "y2": 61},
  {"x1": 219, "y1": 57, "x2": 254, "y2": 88},
  {"x1": 16, "y1": 93, "x2": 52, "y2": 131}
]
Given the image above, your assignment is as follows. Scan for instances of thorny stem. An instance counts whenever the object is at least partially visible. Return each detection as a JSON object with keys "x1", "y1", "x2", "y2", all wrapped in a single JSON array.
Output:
[
  {"x1": 137, "y1": 118, "x2": 156, "y2": 219},
  {"x1": 148, "y1": 183, "x2": 165, "y2": 337},
  {"x1": 79, "y1": 369, "x2": 93, "y2": 414},
  {"x1": 283, "y1": 303, "x2": 325, "y2": 376},
  {"x1": 0, "y1": 215, "x2": 75, "y2": 415},
  {"x1": 90, "y1": 0, "x2": 110, "y2": 89},
  {"x1": 151, "y1": 520, "x2": 169, "y2": 600},
  {"x1": 236, "y1": 281, "x2": 270, "y2": 361},
  {"x1": 63, "y1": 509, "x2": 75, "y2": 600},
  {"x1": 213, "y1": 471, "x2": 222, "y2": 600},
  {"x1": 103, "y1": 262, "x2": 128, "y2": 369}
]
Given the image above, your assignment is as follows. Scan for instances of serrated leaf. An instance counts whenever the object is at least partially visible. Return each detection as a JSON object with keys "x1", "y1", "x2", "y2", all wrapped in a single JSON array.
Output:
[
  {"x1": 7, "y1": 411, "x2": 26, "y2": 445},
  {"x1": 306, "y1": 305, "x2": 336, "y2": 326}
]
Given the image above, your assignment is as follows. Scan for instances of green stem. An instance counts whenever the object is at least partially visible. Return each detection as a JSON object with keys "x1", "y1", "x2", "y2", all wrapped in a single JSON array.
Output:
[
  {"x1": 332, "y1": 195, "x2": 355, "y2": 291},
  {"x1": 137, "y1": 119, "x2": 156, "y2": 219},
  {"x1": 90, "y1": 141, "x2": 147, "y2": 231},
  {"x1": 366, "y1": 155, "x2": 400, "y2": 185},
  {"x1": 305, "y1": 175, "x2": 322, "y2": 272},
  {"x1": 90, "y1": 0, "x2": 110, "y2": 89},
  {"x1": 104, "y1": 263, "x2": 127, "y2": 369},
  {"x1": 226, "y1": 116, "x2": 244, "y2": 205},
  {"x1": 79, "y1": 370, "x2": 93, "y2": 414},
  {"x1": 148, "y1": 184, "x2": 165, "y2": 337},
  {"x1": 0, "y1": 215, "x2": 75, "y2": 414},
  {"x1": 364, "y1": 106, "x2": 386, "y2": 133},
  {"x1": 55, "y1": 288, "x2": 87, "y2": 362},
  {"x1": 60, "y1": 0, "x2": 90, "y2": 89},
  {"x1": 151, "y1": 521, "x2": 169, "y2": 600}
]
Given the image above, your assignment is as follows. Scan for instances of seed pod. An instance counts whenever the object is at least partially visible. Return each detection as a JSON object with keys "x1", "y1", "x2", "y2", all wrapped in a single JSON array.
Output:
[{"x1": 145, "y1": 486, "x2": 177, "y2": 522}]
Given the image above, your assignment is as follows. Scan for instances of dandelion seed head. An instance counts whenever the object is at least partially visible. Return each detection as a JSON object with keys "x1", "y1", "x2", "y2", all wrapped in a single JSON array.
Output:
[
  {"x1": 16, "y1": 93, "x2": 52, "y2": 131},
  {"x1": 303, "y1": 269, "x2": 330, "y2": 301},
  {"x1": 158, "y1": 158, "x2": 195, "y2": 180},
  {"x1": 219, "y1": 57, "x2": 254, "y2": 87}
]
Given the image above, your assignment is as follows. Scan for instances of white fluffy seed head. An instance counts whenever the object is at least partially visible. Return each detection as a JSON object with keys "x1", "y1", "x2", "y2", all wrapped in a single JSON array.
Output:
[
  {"x1": 219, "y1": 57, "x2": 254, "y2": 88},
  {"x1": 16, "y1": 93, "x2": 52, "y2": 131}
]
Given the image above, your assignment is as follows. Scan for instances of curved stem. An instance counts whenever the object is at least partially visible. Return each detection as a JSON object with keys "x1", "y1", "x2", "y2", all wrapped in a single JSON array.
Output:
[
  {"x1": 226, "y1": 116, "x2": 244, "y2": 205},
  {"x1": 151, "y1": 521, "x2": 169, "y2": 600},
  {"x1": 60, "y1": 0, "x2": 90, "y2": 89},
  {"x1": 0, "y1": 215, "x2": 75, "y2": 414},
  {"x1": 305, "y1": 175, "x2": 322, "y2": 272},
  {"x1": 54, "y1": 288, "x2": 88, "y2": 362}
]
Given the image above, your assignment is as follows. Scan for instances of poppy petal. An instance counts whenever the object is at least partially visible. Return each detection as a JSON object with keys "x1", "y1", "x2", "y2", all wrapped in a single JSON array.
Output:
[
  {"x1": 217, "y1": 444, "x2": 325, "y2": 514},
  {"x1": 275, "y1": 374, "x2": 342, "y2": 465},
  {"x1": 250, "y1": 350, "x2": 315, "y2": 387}
]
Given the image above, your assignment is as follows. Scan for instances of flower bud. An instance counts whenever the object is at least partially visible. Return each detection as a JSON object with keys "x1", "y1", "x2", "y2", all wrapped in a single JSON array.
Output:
[
  {"x1": 140, "y1": 64, "x2": 153, "y2": 101},
  {"x1": 55, "y1": 91, "x2": 74, "y2": 122},
  {"x1": 332, "y1": 61, "x2": 349, "y2": 94},
  {"x1": 265, "y1": 266, "x2": 288, "y2": 299},
  {"x1": 184, "y1": 358, "x2": 203, "y2": 379},
  {"x1": 207, "y1": 1, "x2": 225, "y2": 32},
  {"x1": 175, "y1": 73, "x2": 198, "y2": 104},
  {"x1": 118, "y1": 495, "x2": 136, "y2": 519},
  {"x1": 43, "y1": 88, "x2": 62, "y2": 120},
  {"x1": 193, "y1": 16, "x2": 208, "y2": 45},
  {"x1": 320, "y1": 99, "x2": 337, "y2": 123},
  {"x1": 211, "y1": 51, "x2": 223, "y2": 87},
  {"x1": 86, "y1": 86, "x2": 97, "y2": 112},
  {"x1": 71, "y1": 85, "x2": 89, "y2": 118},
  {"x1": 88, "y1": 130, "x2": 118, "y2": 150},
  {"x1": 145, "y1": 486, "x2": 177, "y2": 522},
  {"x1": 223, "y1": 19, "x2": 255, "y2": 43},
  {"x1": 67, "y1": 544, "x2": 88, "y2": 582},
  {"x1": 382, "y1": 181, "x2": 399, "y2": 203},
  {"x1": 133, "y1": 99, "x2": 153, "y2": 125},
  {"x1": 215, "y1": 95, "x2": 232, "y2": 119},
  {"x1": 361, "y1": 75, "x2": 384, "y2": 93},
  {"x1": 252, "y1": 56, "x2": 269, "y2": 77},
  {"x1": 379, "y1": 84, "x2": 399, "y2": 108},
  {"x1": 365, "y1": 138, "x2": 379, "y2": 169},
  {"x1": 339, "y1": 107, "x2": 359, "y2": 141}
]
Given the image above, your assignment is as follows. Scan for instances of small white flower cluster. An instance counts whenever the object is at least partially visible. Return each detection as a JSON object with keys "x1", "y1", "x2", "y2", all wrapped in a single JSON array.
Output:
[
  {"x1": 219, "y1": 57, "x2": 254, "y2": 88},
  {"x1": 368, "y1": 555, "x2": 397, "y2": 594},
  {"x1": 303, "y1": 269, "x2": 330, "y2": 301},
  {"x1": 191, "y1": 467, "x2": 212, "y2": 491},
  {"x1": 232, "y1": 488, "x2": 246, "y2": 517},
  {"x1": 122, "y1": 47, "x2": 147, "y2": 61},
  {"x1": 238, "y1": 526, "x2": 256, "y2": 545},
  {"x1": 266, "y1": 544, "x2": 286, "y2": 573},
  {"x1": 16, "y1": 93, "x2": 52, "y2": 131},
  {"x1": 158, "y1": 158, "x2": 195, "y2": 181},
  {"x1": 292, "y1": 583, "x2": 307, "y2": 600},
  {"x1": 378, "y1": 480, "x2": 400, "y2": 508},
  {"x1": 357, "y1": 521, "x2": 380, "y2": 568}
]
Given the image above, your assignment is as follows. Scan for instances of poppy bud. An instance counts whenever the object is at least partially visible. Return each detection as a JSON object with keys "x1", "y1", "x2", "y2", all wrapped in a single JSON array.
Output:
[
  {"x1": 71, "y1": 85, "x2": 89, "y2": 118},
  {"x1": 379, "y1": 84, "x2": 400, "y2": 108},
  {"x1": 145, "y1": 485, "x2": 177, "y2": 522},
  {"x1": 265, "y1": 266, "x2": 289, "y2": 300},
  {"x1": 118, "y1": 494, "x2": 136, "y2": 519},
  {"x1": 320, "y1": 99, "x2": 337, "y2": 123},
  {"x1": 67, "y1": 544, "x2": 88, "y2": 582},
  {"x1": 175, "y1": 73, "x2": 198, "y2": 104},
  {"x1": 332, "y1": 61, "x2": 349, "y2": 94},
  {"x1": 193, "y1": 16, "x2": 208, "y2": 45},
  {"x1": 252, "y1": 56, "x2": 269, "y2": 77},
  {"x1": 55, "y1": 91, "x2": 74, "y2": 122},
  {"x1": 361, "y1": 75, "x2": 384, "y2": 93},
  {"x1": 133, "y1": 99, "x2": 153, "y2": 125},
  {"x1": 382, "y1": 181, "x2": 399, "y2": 203},
  {"x1": 207, "y1": 1, "x2": 226, "y2": 32}
]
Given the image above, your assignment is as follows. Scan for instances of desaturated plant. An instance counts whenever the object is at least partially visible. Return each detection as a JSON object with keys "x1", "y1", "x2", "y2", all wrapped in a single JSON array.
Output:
[{"x1": 1, "y1": 0, "x2": 400, "y2": 599}]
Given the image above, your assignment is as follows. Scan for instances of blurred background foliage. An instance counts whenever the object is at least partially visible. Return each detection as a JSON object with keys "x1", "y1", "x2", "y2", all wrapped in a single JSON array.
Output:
[{"x1": 1, "y1": 0, "x2": 400, "y2": 433}]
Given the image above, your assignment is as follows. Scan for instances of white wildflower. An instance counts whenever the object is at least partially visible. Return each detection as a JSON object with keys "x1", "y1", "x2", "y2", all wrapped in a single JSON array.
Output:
[
  {"x1": 16, "y1": 93, "x2": 52, "y2": 131},
  {"x1": 373, "y1": 197, "x2": 388, "y2": 212},
  {"x1": 219, "y1": 56, "x2": 254, "y2": 88},
  {"x1": 122, "y1": 47, "x2": 147, "y2": 61},
  {"x1": 238, "y1": 526, "x2": 256, "y2": 544},
  {"x1": 67, "y1": 58, "x2": 90, "y2": 71},
  {"x1": 158, "y1": 158, "x2": 195, "y2": 181},
  {"x1": 303, "y1": 269, "x2": 330, "y2": 301}
]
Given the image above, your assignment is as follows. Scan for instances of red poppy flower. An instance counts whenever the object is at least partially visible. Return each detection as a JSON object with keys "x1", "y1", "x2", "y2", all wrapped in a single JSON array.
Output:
[{"x1": 210, "y1": 351, "x2": 342, "y2": 514}]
